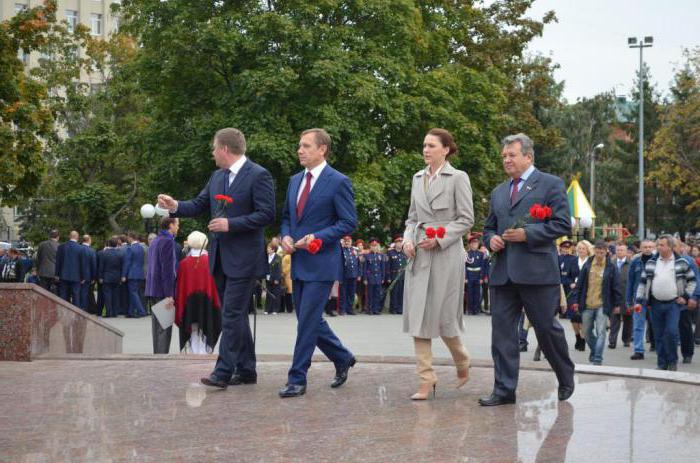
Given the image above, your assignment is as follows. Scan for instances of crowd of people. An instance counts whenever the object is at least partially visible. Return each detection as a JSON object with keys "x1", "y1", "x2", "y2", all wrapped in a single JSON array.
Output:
[{"x1": 3, "y1": 216, "x2": 700, "y2": 373}]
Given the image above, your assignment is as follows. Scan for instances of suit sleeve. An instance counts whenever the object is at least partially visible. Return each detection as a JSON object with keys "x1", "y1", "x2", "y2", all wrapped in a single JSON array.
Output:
[
  {"x1": 55, "y1": 245, "x2": 63, "y2": 278},
  {"x1": 314, "y1": 176, "x2": 357, "y2": 244},
  {"x1": 280, "y1": 179, "x2": 293, "y2": 238},
  {"x1": 122, "y1": 247, "x2": 131, "y2": 279},
  {"x1": 612, "y1": 266, "x2": 622, "y2": 307},
  {"x1": 172, "y1": 175, "x2": 213, "y2": 218},
  {"x1": 227, "y1": 168, "x2": 275, "y2": 233},
  {"x1": 437, "y1": 171, "x2": 474, "y2": 250},
  {"x1": 159, "y1": 240, "x2": 177, "y2": 298},
  {"x1": 524, "y1": 177, "x2": 572, "y2": 248}
]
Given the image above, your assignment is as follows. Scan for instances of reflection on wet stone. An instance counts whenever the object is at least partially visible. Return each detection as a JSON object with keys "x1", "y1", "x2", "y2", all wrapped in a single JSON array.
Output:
[{"x1": 1, "y1": 360, "x2": 699, "y2": 462}]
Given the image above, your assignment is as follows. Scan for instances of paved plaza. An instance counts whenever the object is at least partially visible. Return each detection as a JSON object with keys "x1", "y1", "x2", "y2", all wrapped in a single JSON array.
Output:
[
  {"x1": 1, "y1": 359, "x2": 699, "y2": 462},
  {"x1": 106, "y1": 312, "x2": 700, "y2": 375}
]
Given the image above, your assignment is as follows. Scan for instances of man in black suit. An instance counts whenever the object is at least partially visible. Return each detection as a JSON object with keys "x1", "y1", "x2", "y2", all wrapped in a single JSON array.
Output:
[
  {"x1": 159, "y1": 127, "x2": 275, "y2": 389},
  {"x1": 480, "y1": 133, "x2": 575, "y2": 406},
  {"x1": 55, "y1": 231, "x2": 85, "y2": 306},
  {"x1": 98, "y1": 237, "x2": 124, "y2": 318},
  {"x1": 79, "y1": 235, "x2": 98, "y2": 313},
  {"x1": 36, "y1": 230, "x2": 60, "y2": 293}
]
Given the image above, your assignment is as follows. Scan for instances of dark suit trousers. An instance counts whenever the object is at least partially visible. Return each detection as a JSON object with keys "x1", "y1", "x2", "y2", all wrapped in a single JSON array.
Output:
[
  {"x1": 60, "y1": 280, "x2": 81, "y2": 307},
  {"x1": 213, "y1": 259, "x2": 257, "y2": 381},
  {"x1": 608, "y1": 312, "x2": 632, "y2": 347},
  {"x1": 389, "y1": 278, "x2": 404, "y2": 314},
  {"x1": 102, "y1": 283, "x2": 120, "y2": 317},
  {"x1": 491, "y1": 283, "x2": 574, "y2": 397},
  {"x1": 340, "y1": 278, "x2": 356, "y2": 314},
  {"x1": 288, "y1": 280, "x2": 353, "y2": 385},
  {"x1": 127, "y1": 279, "x2": 146, "y2": 317}
]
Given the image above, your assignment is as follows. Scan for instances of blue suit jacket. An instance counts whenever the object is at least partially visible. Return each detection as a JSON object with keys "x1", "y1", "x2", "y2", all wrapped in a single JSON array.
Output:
[
  {"x1": 484, "y1": 168, "x2": 572, "y2": 286},
  {"x1": 55, "y1": 240, "x2": 84, "y2": 282},
  {"x1": 80, "y1": 245, "x2": 98, "y2": 282},
  {"x1": 281, "y1": 165, "x2": 357, "y2": 282},
  {"x1": 122, "y1": 243, "x2": 146, "y2": 280},
  {"x1": 173, "y1": 160, "x2": 275, "y2": 279},
  {"x1": 98, "y1": 248, "x2": 124, "y2": 284}
]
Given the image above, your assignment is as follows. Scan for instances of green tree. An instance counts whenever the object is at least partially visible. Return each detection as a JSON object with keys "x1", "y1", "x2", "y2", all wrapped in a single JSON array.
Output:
[{"x1": 647, "y1": 49, "x2": 700, "y2": 233}]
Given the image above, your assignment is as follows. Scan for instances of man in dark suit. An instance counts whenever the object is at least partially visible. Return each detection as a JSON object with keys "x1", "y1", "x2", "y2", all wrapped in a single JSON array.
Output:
[
  {"x1": 55, "y1": 230, "x2": 84, "y2": 306},
  {"x1": 122, "y1": 232, "x2": 147, "y2": 318},
  {"x1": 79, "y1": 235, "x2": 98, "y2": 312},
  {"x1": 99, "y1": 237, "x2": 124, "y2": 318},
  {"x1": 36, "y1": 229, "x2": 60, "y2": 293},
  {"x1": 480, "y1": 133, "x2": 575, "y2": 406},
  {"x1": 278, "y1": 128, "x2": 357, "y2": 398},
  {"x1": 159, "y1": 127, "x2": 275, "y2": 389}
]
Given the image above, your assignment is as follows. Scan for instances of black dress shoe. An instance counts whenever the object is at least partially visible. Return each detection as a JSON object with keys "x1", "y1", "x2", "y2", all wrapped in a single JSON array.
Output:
[
  {"x1": 331, "y1": 357, "x2": 356, "y2": 388},
  {"x1": 683, "y1": 357, "x2": 692, "y2": 364},
  {"x1": 478, "y1": 393, "x2": 516, "y2": 406},
  {"x1": 201, "y1": 375, "x2": 228, "y2": 389},
  {"x1": 608, "y1": 344, "x2": 616, "y2": 349},
  {"x1": 279, "y1": 384, "x2": 306, "y2": 398},
  {"x1": 228, "y1": 374, "x2": 257, "y2": 386},
  {"x1": 630, "y1": 352, "x2": 644, "y2": 360},
  {"x1": 558, "y1": 384, "x2": 574, "y2": 401}
]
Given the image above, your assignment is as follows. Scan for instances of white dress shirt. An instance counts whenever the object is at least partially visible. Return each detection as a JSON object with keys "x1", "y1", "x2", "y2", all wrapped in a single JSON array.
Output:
[
  {"x1": 227, "y1": 155, "x2": 248, "y2": 187},
  {"x1": 296, "y1": 160, "x2": 327, "y2": 204}
]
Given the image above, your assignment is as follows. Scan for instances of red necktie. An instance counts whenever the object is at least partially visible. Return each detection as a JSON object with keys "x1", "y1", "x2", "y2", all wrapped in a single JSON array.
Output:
[
  {"x1": 296, "y1": 172, "x2": 313, "y2": 217},
  {"x1": 510, "y1": 178, "x2": 521, "y2": 205}
]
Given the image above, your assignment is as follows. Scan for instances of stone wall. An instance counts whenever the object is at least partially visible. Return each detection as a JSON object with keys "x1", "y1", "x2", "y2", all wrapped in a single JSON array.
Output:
[{"x1": 0, "y1": 283, "x2": 123, "y2": 361}]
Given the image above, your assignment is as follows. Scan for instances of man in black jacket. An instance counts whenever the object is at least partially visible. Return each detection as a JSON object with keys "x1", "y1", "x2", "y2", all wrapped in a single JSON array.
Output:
[
  {"x1": 609, "y1": 244, "x2": 632, "y2": 348},
  {"x1": 572, "y1": 241, "x2": 622, "y2": 365}
]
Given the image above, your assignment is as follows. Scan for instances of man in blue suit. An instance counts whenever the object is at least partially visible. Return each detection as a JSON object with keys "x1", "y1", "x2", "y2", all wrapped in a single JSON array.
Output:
[
  {"x1": 122, "y1": 232, "x2": 147, "y2": 318},
  {"x1": 79, "y1": 235, "x2": 98, "y2": 312},
  {"x1": 55, "y1": 230, "x2": 84, "y2": 306},
  {"x1": 480, "y1": 133, "x2": 575, "y2": 406},
  {"x1": 278, "y1": 128, "x2": 357, "y2": 398},
  {"x1": 158, "y1": 127, "x2": 275, "y2": 389}
]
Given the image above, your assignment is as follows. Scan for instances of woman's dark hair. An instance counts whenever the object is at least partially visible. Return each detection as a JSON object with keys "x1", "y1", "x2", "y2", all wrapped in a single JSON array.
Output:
[
  {"x1": 160, "y1": 217, "x2": 177, "y2": 230},
  {"x1": 427, "y1": 128, "x2": 458, "y2": 157}
]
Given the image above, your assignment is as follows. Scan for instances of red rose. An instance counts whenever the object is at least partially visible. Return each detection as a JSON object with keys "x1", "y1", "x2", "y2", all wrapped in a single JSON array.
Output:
[
  {"x1": 536, "y1": 207, "x2": 548, "y2": 220},
  {"x1": 542, "y1": 206, "x2": 552, "y2": 219},
  {"x1": 529, "y1": 204, "x2": 541, "y2": 218},
  {"x1": 436, "y1": 226, "x2": 446, "y2": 238},
  {"x1": 214, "y1": 194, "x2": 233, "y2": 204},
  {"x1": 308, "y1": 238, "x2": 323, "y2": 255},
  {"x1": 425, "y1": 227, "x2": 436, "y2": 239},
  {"x1": 634, "y1": 304, "x2": 642, "y2": 313}
]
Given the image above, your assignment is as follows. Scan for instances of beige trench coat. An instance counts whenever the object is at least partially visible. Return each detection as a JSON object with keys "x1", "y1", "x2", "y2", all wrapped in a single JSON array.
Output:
[{"x1": 402, "y1": 162, "x2": 474, "y2": 338}]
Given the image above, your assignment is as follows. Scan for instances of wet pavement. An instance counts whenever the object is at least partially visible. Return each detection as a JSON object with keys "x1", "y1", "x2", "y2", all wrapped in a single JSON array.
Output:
[{"x1": 1, "y1": 359, "x2": 699, "y2": 462}]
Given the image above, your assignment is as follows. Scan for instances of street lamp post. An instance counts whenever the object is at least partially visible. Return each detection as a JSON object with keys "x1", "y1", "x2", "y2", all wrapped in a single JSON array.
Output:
[
  {"x1": 628, "y1": 36, "x2": 653, "y2": 239},
  {"x1": 140, "y1": 204, "x2": 156, "y2": 234}
]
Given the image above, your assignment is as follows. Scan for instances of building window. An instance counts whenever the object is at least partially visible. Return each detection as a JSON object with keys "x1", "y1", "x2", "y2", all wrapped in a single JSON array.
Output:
[
  {"x1": 90, "y1": 13, "x2": 102, "y2": 36},
  {"x1": 66, "y1": 10, "x2": 78, "y2": 33},
  {"x1": 15, "y1": 3, "x2": 27, "y2": 13}
]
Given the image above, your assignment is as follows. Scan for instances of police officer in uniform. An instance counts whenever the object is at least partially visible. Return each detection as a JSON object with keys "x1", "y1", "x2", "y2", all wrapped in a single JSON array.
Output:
[
  {"x1": 363, "y1": 238, "x2": 386, "y2": 315},
  {"x1": 340, "y1": 235, "x2": 360, "y2": 315},
  {"x1": 386, "y1": 235, "x2": 407, "y2": 314},
  {"x1": 355, "y1": 239, "x2": 367, "y2": 312},
  {"x1": 465, "y1": 235, "x2": 487, "y2": 315}
]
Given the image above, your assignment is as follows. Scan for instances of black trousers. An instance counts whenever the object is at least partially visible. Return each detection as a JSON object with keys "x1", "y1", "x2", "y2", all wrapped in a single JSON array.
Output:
[
  {"x1": 491, "y1": 283, "x2": 575, "y2": 397},
  {"x1": 608, "y1": 312, "x2": 632, "y2": 347},
  {"x1": 679, "y1": 309, "x2": 695, "y2": 359}
]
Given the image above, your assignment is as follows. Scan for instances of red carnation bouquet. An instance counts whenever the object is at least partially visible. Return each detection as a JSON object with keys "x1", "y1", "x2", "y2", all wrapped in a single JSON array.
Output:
[
  {"x1": 425, "y1": 226, "x2": 446, "y2": 239},
  {"x1": 214, "y1": 194, "x2": 233, "y2": 218},
  {"x1": 307, "y1": 238, "x2": 323, "y2": 255},
  {"x1": 491, "y1": 204, "x2": 552, "y2": 261}
]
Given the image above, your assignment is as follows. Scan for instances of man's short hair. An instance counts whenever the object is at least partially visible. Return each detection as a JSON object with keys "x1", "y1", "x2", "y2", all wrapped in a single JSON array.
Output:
[
  {"x1": 49, "y1": 229, "x2": 59, "y2": 239},
  {"x1": 160, "y1": 217, "x2": 178, "y2": 230},
  {"x1": 594, "y1": 240, "x2": 608, "y2": 250},
  {"x1": 82, "y1": 234, "x2": 91, "y2": 244},
  {"x1": 302, "y1": 128, "x2": 332, "y2": 157},
  {"x1": 658, "y1": 234, "x2": 675, "y2": 248},
  {"x1": 107, "y1": 237, "x2": 118, "y2": 248},
  {"x1": 127, "y1": 232, "x2": 139, "y2": 240},
  {"x1": 214, "y1": 128, "x2": 246, "y2": 155},
  {"x1": 502, "y1": 133, "x2": 535, "y2": 160}
]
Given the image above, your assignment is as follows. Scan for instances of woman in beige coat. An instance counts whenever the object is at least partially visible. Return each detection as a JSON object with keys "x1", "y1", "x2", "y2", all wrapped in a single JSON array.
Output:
[{"x1": 401, "y1": 128, "x2": 474, "y2": 400}]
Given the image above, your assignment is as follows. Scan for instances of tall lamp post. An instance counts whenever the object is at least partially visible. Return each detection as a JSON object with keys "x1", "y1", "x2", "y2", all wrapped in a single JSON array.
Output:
[
  {"x1": 140, "y1": 204, "x2": 156, "y2": 234},
  {"x1": 628, "y1": 36, "x2": 653, "y2": 239},
  {"x1": 589, "y1": 143, "x2": 604, "y2": 239}
]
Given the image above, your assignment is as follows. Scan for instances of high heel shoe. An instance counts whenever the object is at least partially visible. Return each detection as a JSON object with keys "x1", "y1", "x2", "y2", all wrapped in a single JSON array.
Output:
[
  {"x1": 411, "y1": 382, "x2": 437, "y2": 400},
  {"x1": 456, "y1": 367, "x2": 469, "y2": 389}
]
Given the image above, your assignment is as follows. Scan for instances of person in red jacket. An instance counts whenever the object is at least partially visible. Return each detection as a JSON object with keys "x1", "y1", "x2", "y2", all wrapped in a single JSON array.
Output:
[{"x1": 175, "y1": 231, "x2": 222, "y2": 354}]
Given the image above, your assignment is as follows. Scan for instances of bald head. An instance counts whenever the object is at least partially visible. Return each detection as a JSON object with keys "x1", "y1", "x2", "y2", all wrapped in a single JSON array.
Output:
[{"x1": 69, "y1": 231, "x2": 79, "y2": 240}]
